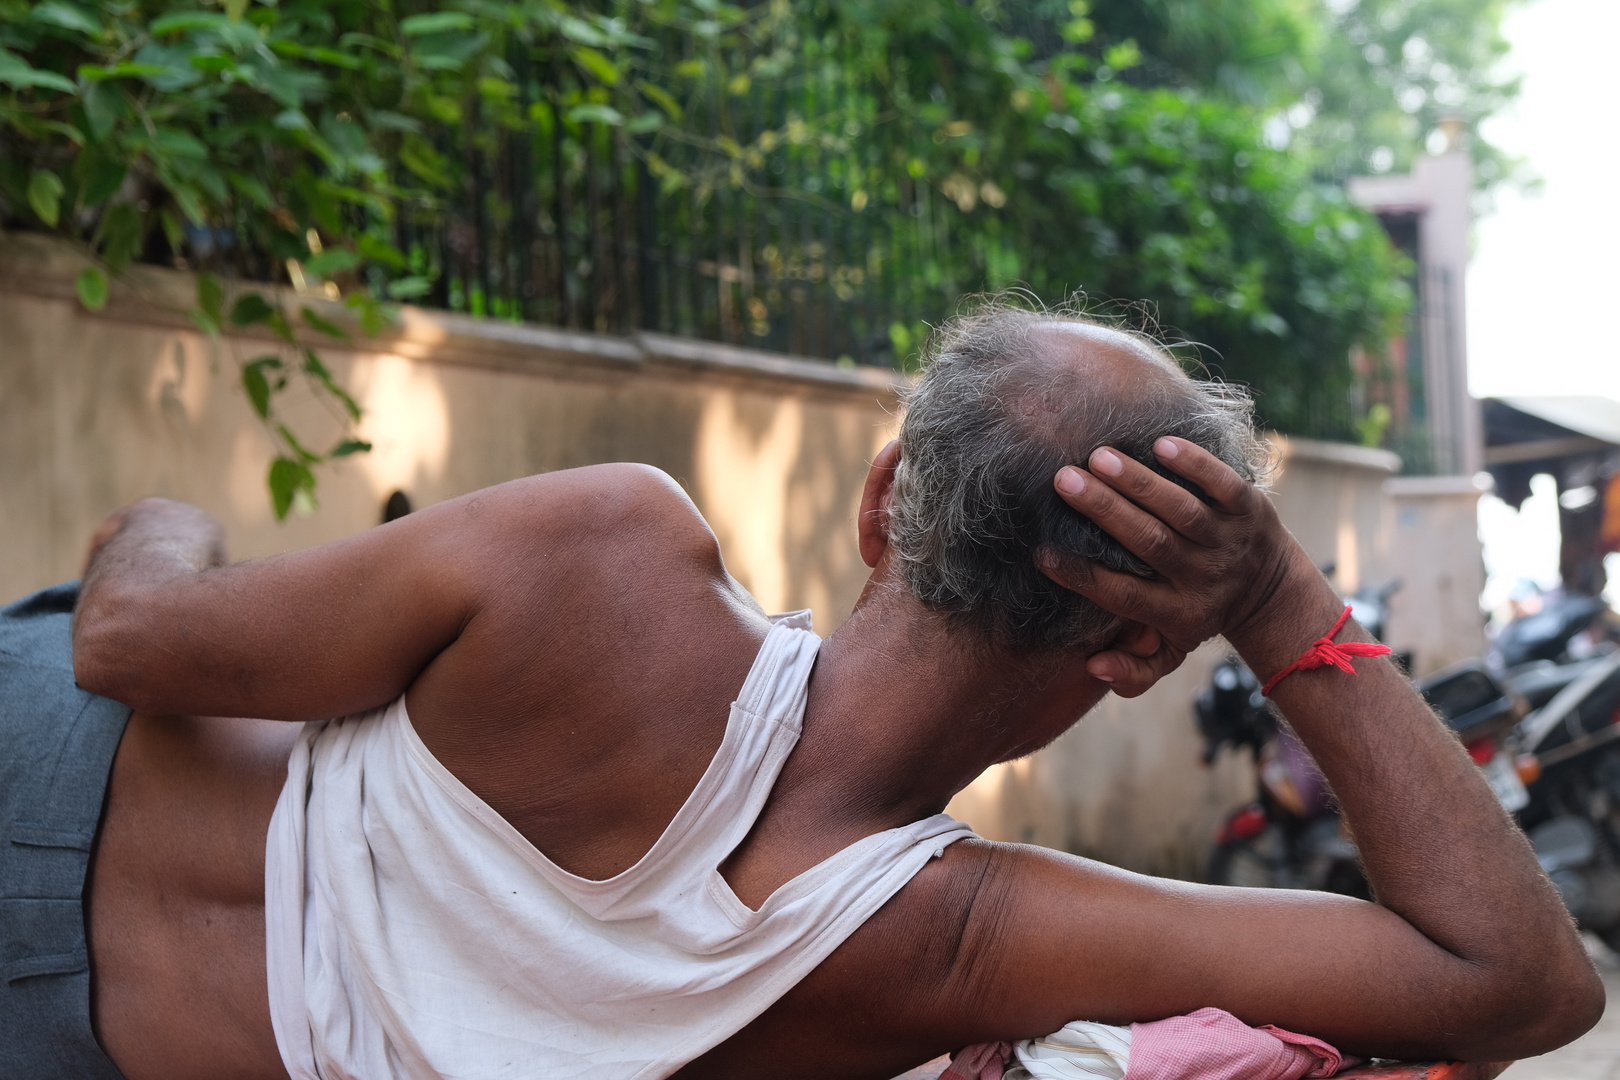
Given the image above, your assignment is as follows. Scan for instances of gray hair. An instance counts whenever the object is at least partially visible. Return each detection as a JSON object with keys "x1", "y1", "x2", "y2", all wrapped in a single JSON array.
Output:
[{"x1": 887, "y1": 297, "x2": 1270, "y2": 654}]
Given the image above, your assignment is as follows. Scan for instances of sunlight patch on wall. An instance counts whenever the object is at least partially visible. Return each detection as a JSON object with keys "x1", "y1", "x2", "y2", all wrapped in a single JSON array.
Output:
[
  {"x1": 351, "y1": 354, "x2": 451, "y2": 499},
  {"x1": 695, "y1": 391, "x2": 803, "y2": 614}
]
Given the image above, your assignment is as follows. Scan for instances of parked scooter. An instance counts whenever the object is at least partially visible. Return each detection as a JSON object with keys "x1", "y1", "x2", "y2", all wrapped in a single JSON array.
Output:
[
  {"x1": 1494, "y1": 595, "x2": 1620, "y2": 947},
  {"x1": 1198, "y1": 581, "x2": 1528, "y2": 896}
]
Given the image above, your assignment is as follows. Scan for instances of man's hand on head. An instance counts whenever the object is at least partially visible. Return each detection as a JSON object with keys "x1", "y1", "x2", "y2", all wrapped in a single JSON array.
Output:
[
  {"x1": 1037, "y1": 436, "x2": 1304, "y2": 660},
  {"x1": 1086, "y1": 620, "x2": 1187, "y2": 698}
]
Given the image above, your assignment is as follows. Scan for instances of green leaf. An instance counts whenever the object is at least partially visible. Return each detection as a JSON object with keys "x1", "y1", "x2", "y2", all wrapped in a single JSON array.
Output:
[
  {"x1": 267, "y1": 456, "x2": 315, "y2": 520},
  {"x1": 303, "y1": 247, "x2": 361, "y2": 278},
  {"x1": 27, "y1": 170, "x2": 64, "y2": 227},
  {"x1": 385, "y1": 276, "x2": 432, "y2": 300},
  {"x1": 570, "y1": 46, "x2": 620, "y2": 86},
  {"x1": 30, "y1": 2, "x2": 102, "y2": 37},
  {"x1": 158, "y1": 209, "x2": 183, "y2": 256},
  {"x1": 266, "y1": 310, "x2": 296, "y2": 344},
  {"x1": 75, "y1": 149, "x2": 125, "y2": 207},
  {"x1": 637, "y1": 80, "x2": 683, "y2": 122},
  {"x1": 555, "y1": 14, "x2": 611, "y2": 46},
  {"x1": 567, "y1": 103, "x2": 624, "y2": 127},
  {"x1": 329, "y1": 438, "x2": 372, "y2": 458},
  {"x1": 269, "y1": 41, "x2": 363, "y2": 70},
  {"x1": 400, "y1": 11, "x2": 474, "y2": 35},
  {"x1": 356, "y1": 234, "x2": 407, "y2": 271},
  {"x1": 196, "y1": 272, "x2": 225, "y2": 330},
  {"x1": 97, "y1": 203, "x2": 142, "y2": 274},
  {"x1": 300, "y1": 306, "x2": 350, "y2": 341},
  {"x1": 230, "y1": 293, "x2": 276, "y2": 326},
  {"x1": 75, "y1": 267, "x2": 108, "y2": 311},
  {"x1": 189, "y1": 53, "x2": 235, "y2": 73},
  {"x1": 476, "y1": 76, "x2": 516, "y2": 100},
  {"x1": 226, "y1": 171, "x2": 273, "y2": 209},
  {"x1": 0, "y1": 48, "x2": 76, "y2": 93},
  {"x1": 146, "y1": 128, "x2": 209, "y2": 160},
  {"x1": 81, "y1": 82, "x2": 125, "y2": 142},
  {"x1": 77, "y1": 62, "x2": 169, "y2": 81},
  {"x1": 149, "y1": 11, "x2": 233, "y2": 35},
  {"x1": 241, "y1": 356, "x2": 281, "y2": 418}
]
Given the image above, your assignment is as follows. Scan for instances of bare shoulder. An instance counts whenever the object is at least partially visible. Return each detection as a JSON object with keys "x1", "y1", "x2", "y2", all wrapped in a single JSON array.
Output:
[
  {"x1": 415, "y1": 462, "x2": 761, "y2": 693},
  {"x1": 456, "y1": 463, "x2": 726, "y2": 579},
  {"x1": 407, "y1": 463, "x2": 770, "y2": 879}
]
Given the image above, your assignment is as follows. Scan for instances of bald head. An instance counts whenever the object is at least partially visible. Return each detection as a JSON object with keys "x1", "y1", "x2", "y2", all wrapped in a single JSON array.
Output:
[{"x1": 886, "y1": 302, "x2": 1266, "y2": 654}]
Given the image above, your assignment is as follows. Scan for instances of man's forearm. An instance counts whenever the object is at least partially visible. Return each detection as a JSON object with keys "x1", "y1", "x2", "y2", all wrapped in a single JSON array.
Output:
[{"x1": 1227, "y1": 553, "x2": 1600, "y2": 1052}]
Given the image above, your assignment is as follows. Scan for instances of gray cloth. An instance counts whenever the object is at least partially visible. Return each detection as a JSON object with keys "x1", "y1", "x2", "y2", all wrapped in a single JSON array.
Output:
[{"x1": 0, "y1": 582, "x2": 130, "y2": 1080}]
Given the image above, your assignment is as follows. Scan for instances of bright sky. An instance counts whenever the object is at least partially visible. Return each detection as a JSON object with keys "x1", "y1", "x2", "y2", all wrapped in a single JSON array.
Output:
[{"x1": 1467, "y1": 0, "x2": 1620, "y2": 613}]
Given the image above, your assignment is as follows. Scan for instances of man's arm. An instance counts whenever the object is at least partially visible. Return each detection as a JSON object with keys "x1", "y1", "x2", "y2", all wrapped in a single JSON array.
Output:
[
  {"x1": 72, "y1": 463, "x2": 707, "y2": 724},
  {"x1": 924, "y1": 438, "x2": 1601, "y2": 1061}
]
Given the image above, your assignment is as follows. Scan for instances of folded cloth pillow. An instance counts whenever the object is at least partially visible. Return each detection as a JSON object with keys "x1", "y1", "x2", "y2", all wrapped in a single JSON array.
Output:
[{"x1": 941, "y1": 1008, "x2": 1355, "y2": 1080}]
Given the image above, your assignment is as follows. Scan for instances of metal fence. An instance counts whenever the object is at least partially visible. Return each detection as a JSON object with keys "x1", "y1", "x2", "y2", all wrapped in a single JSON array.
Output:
[{"x1": 389, "y1": 33, "x2": 962, "y2": 369}]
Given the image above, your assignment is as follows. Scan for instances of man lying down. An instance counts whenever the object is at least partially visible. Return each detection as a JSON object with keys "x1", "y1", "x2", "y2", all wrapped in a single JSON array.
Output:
[{"x1": 1, "y1": 303, "x2": 1602, "y2": 1080}]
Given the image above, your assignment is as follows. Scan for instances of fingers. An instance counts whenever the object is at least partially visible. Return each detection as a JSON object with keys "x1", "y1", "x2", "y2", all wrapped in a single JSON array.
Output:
[
  {"x1": 1087, "y1": 639, "x2": 1188, "y2": 698},
  {"x1": 1053, "y1": 460, "x2": 1189, "y2": 574},
  {"x1": 1112, "y1": 620, "x2": 1162, "y2": 659},
  {"x1": 1062, "y1": 445, "x2": 1219, "y2": 547},
  {"x1": 1038, "y1": 550, "x2": 1179, "y2": 630},
  {"x1": 1150, "y1": 437, "x2": 1252, "y2": 514}
]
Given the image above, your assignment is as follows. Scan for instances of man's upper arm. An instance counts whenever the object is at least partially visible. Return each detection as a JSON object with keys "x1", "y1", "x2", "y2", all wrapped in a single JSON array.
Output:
[
  {"x1": 932, "y1": 840, "x2": 1497, "y2": 1060},
  {"x1": 73, "y1": 463, "x2": 708, "y2": 723}
]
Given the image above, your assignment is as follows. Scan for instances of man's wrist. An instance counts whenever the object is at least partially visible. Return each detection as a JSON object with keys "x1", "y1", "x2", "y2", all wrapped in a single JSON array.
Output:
[{"x1": 1223, "y1": 551, "x2": 1343, "y2": 682}]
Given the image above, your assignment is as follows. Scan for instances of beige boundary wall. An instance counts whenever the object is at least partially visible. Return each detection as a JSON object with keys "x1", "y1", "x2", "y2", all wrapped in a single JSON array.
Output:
[{"x1": 0, "y1": 233, "x2": 1483, "y2": 875}]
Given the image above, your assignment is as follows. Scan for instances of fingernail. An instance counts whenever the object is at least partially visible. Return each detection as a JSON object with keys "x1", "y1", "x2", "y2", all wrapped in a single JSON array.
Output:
[
  {"x1": 1092, "y1": 669, "x2": 1115, "y2": 684},
  {"x1": 1056, "y1": 467, "x2": 1087, "y2": 496},
  {"x1": 1155, "y1": 437, "x2": 1179, "y2": 459},
  {"x1": 1091, "y1": 448, "x2": 1123, "y2": 476}
]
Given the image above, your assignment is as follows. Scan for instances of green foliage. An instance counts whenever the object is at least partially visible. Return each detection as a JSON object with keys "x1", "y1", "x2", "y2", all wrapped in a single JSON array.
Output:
[
  {"x1": 0, "y1": 0, "x2": 1435, "y2": 454},
  {"x1": 1083, "y1": 0, "x2": 1526, "y2": 189},
  {"x1": 625, "y1": 0, "x2": 1411, "y2": 434},
  {"x1": 1302, "y1": 0, "x2": 1524, "y2": 187}
]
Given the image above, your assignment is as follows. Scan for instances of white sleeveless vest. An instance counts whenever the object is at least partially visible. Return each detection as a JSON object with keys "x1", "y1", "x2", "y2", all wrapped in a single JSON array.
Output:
[{"x1": 264, "y1": 611, "x2": 974, "y2": 1080}]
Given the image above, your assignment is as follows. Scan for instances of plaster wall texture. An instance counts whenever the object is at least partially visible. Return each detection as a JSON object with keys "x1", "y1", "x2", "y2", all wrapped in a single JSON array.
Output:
[
  {"x1": 1383, "y1": 475, "x2": 1491, "y2": 677},
  {"x1": 0, "y1": 234, "x2": 1482, "y2": 875}
]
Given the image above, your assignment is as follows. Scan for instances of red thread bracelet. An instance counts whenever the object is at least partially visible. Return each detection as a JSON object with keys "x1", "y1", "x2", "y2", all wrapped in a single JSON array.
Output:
[{"x1": 1259, "y1": 605, "x2": 1392, "y2": 697}]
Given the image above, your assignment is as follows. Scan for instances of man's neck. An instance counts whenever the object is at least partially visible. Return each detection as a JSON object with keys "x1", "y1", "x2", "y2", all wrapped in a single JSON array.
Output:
[{"x1": 774, "y1": 577, "x2": 1105, "y2": 833}]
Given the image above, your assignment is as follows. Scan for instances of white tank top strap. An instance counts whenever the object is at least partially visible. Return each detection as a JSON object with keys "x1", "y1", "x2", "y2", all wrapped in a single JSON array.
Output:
[{"x1": 732, "y1": 609, "x2": 820, "y2": 726}]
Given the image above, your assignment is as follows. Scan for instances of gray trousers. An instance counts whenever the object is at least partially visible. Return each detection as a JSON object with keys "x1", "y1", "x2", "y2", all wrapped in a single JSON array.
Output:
[{"x1": 0, "y1": 583, "x2": 130, "y2": 1079}]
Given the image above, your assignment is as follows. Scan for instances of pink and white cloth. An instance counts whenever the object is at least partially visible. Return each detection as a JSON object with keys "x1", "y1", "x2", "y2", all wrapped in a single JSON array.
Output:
[{"x1": 941, "y1": 1007, "x2": 1356, "y2": 1080}]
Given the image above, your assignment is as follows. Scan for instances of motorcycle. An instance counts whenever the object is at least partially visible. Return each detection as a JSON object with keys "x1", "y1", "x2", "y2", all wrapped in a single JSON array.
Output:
[
  {"x1": 1495, "y1": 594, "x2": 1620, "y2": 947},
  {"x1": 1199, "y1": 581, "x2": 1529, "y2": 895}
]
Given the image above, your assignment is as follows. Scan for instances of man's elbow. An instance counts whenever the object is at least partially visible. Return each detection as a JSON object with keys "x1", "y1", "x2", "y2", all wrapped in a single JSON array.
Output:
[
  {"x1": 1520, "y1": 960, "x2": 1606, "y2": 1056},
  {"x1": 1466, "y1": 949, "x2": 1606, "y2": 1060}
]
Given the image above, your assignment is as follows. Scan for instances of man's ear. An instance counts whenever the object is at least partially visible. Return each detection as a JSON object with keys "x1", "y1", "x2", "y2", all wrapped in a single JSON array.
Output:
[{"x1": 858, "y1": 440, "x2": 903, "y2": 568}]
